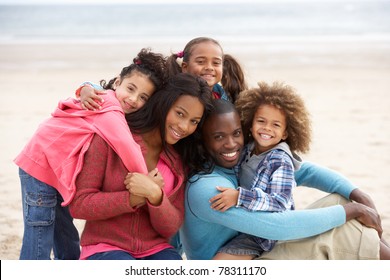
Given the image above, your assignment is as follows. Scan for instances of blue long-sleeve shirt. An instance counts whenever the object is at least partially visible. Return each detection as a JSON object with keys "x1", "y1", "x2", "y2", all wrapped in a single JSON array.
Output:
[{"x1": 180, "y1": 161, "x2": 356, "y2": 260}]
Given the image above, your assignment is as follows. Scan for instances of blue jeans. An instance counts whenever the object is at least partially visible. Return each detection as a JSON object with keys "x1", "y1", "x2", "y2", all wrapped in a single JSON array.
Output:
[
  {"x1": 87, "y1": 248, "x2": 182, "y2": 260},
  {"x1": 19, "y1": 168, "x2": 80, "y2": 260},
  {"x1": 170, "y1": 232, "x2": 183, "y2": 256}
]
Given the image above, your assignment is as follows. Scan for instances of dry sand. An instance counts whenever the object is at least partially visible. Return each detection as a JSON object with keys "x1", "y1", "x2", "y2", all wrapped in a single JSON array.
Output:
[{"x1": 1, "y1": 38, "x2": 389, "y2": 259}]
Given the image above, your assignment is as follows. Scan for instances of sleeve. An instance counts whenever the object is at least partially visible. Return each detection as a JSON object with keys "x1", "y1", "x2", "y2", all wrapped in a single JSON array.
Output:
[
  {"x1": 69, "y1": 134, "x2": 136, "y2": 220},
  {"x1": 75, "y1": 81, "x2": 103, "y2": 98},
  {"x1": 237, "y1": 152, "x2": 295, "y2": 212},
  {"x1": 294, "y1": 161, "x2": 357, "y2": 198},
  {"x1": 147, "y1": 185, "x2": 185, "y2": 238},
  {"x1": 187, "y1": 175, "x2": 346, "y2": 241}
]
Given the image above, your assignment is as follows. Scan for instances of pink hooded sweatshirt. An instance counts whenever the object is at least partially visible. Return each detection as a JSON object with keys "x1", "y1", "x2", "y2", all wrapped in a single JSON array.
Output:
[{"x1": 14, "y1": 90, "x2": 148, "y2": 206}]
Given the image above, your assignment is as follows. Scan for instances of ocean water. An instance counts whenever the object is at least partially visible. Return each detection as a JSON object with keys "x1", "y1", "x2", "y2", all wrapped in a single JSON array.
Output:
[{"x1": 0, "y1": 1, "x2": 390, "y2": 43}]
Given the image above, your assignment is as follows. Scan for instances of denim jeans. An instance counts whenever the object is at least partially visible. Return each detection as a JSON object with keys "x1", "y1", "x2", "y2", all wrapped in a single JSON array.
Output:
[
  {"x1": 87, "y1": 248, "x2": 182, "y2": 260},
  {"x1": 19, "y1": 168, "x2": 80, "y2": 260},
  {"x1": 170, "y1": 232, "x2": 183, "y2": 256}
]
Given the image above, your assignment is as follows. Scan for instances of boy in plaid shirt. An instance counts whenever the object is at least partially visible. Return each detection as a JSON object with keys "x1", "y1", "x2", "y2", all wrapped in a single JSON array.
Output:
[{"x1": 210, "y1": 82, "x2": 312, "y2": 259}]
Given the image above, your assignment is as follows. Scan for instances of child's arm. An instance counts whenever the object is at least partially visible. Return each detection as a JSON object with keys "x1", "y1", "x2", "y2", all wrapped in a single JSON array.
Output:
[
  {"x1": 209, "y1": 187, "x2": 239, "y2": 212},
  {"x1": 75, "y1": 81, "x2": 106, "y2": 111},
  {"x1": 237, "y1": 151, "x2": 294, "y2": 212},
  {"x1": 209, "y1": 152, "x2": 294, "y2": 212}
]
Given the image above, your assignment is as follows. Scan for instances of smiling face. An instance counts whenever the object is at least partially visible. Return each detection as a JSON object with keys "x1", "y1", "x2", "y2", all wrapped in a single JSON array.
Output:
[
  {"x1": 114, "y1": 72, "x2": 155, "y2": 114},
  {"x1": 251, "y1": 104, "x2": 288, "y2": 154},
  {"x1": 202, "y1": 111, "x2": 244, "y2": 169},
  {"x1": 181, "y1": 41, "x2": 223, "y2": 89},
  {"x1": 165, "y1": 95, "x2": 205, "y2": 145}
]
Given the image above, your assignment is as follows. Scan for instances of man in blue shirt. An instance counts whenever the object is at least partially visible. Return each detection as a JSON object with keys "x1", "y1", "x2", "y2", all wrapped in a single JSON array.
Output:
[{"x1": 180, "y1": 99, "x2": 387, "y2": 260}]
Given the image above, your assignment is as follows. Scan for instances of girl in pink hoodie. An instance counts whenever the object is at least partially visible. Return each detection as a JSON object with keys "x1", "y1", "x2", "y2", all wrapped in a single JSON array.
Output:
[{"x1": 14, "y1": 48, "x2": 166, "y2": 260}]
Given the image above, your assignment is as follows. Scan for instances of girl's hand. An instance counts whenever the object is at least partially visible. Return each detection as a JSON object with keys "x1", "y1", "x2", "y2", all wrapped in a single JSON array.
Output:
[
  {"x1": 79, "y1": 86, "x2": 106, "y2": 111},
  {"x1": 148, "y1": 168, "x2": 165, "y2": 189},
  {"x1": 209, "y1": 186, "x2": 239, "y2": 212},
  {"x1": 129, "y1": 194, "x2": 146, "y2": 208},
  {"x1": 124, "y1": 172, "x2": 163, "y2": 206}
]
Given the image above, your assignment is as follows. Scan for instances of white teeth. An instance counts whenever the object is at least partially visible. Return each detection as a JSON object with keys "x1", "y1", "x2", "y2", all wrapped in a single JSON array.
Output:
[
  {"x1": 260, "y1": 134, "x2": 271, "y2": 139},
  {"x1": 172, "y1": 129, "x2": 181, "y2": 138},
  {"x1": 222, "y1": 151, "x2": 237, "y2": 158}
]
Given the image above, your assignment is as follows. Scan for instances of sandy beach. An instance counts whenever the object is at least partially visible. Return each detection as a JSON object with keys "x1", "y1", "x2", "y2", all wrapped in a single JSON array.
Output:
[{"x1": 1, "y1": 38, "x2": 389, "y2": 260}]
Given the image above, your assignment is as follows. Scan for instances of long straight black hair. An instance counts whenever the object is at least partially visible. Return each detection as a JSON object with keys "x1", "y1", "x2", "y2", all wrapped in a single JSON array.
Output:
[{"x1": 126, "y1": 73, "x2": 213, "y2": 174}]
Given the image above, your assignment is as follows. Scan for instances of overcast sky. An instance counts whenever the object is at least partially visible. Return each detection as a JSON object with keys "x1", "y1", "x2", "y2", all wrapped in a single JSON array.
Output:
[
  {"x1": 1, "y1": 0, "x2": 255, "y2": 4},
  {"x1": 0, "y1": 0, "x2": 379, "y2": 4}
]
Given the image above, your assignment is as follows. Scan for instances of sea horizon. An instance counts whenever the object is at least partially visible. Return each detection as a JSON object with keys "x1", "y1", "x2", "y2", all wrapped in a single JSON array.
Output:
[{"x1": 1, "y1": 1, "x2": 389, "y2": 44}]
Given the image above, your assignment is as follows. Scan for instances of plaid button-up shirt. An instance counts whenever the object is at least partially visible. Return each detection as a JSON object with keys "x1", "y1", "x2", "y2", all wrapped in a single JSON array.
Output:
[{"x1": 236, "y1": 142, "x2": 299, "y2": 212}]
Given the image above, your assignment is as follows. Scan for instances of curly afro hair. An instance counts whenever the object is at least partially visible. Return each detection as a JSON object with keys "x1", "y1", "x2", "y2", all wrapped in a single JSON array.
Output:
[{"x1": 235, "y1": 81, "x2": 312, "y2": 154}]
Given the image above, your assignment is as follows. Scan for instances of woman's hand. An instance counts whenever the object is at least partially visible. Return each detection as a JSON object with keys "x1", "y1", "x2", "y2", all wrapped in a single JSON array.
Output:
[
  {"x1": 209, "y1": 186, "x2": 239, "y2": 212},
  {"x1": 79, "y1": 85, "x2": 106, "y2": 111},
  {"x1": 124, "y1": 172, "x2": 163, "y2": 206}
]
